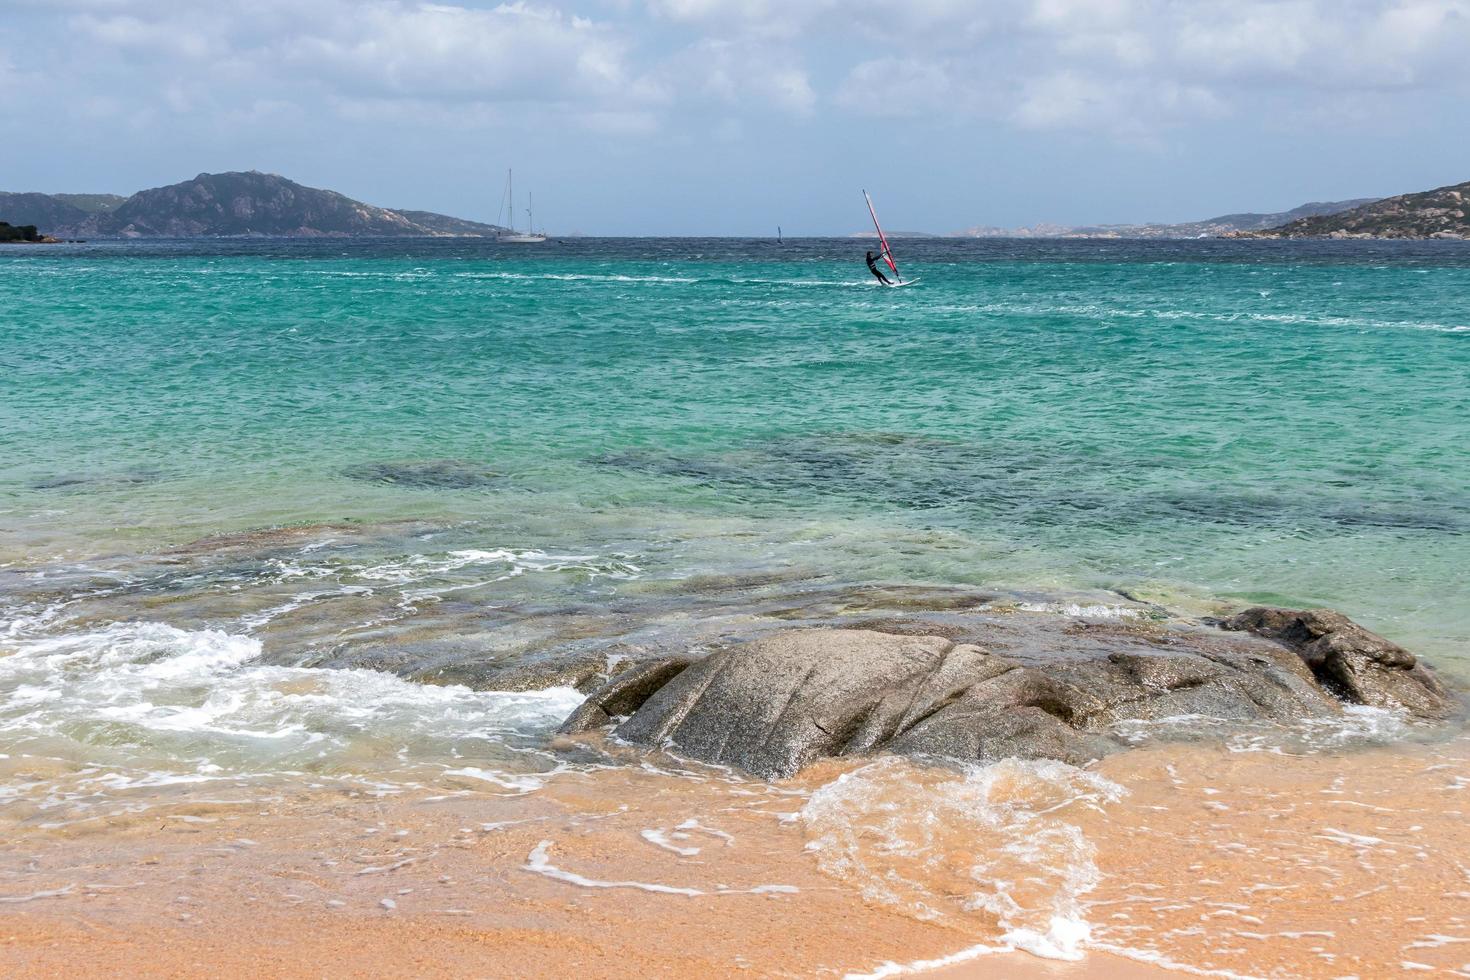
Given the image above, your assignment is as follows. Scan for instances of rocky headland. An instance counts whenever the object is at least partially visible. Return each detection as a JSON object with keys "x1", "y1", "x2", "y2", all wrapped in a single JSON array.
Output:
[
  {"x1": 0, "y1": 172, "x2": 506, "y2": 239},
  {"x1": 1239, "y1": 180, "x2": 1469, "y2": 240},
  {"x1": 0, "y1": 221, "x2": 57, "y2": 244}
]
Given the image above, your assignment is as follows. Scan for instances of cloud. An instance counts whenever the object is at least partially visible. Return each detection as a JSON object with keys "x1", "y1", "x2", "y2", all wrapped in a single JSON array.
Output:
[
  {"x1": 10, "y1": 0, "x2": 1470, "y2": 148},
  {"x1": 654, "y1": 38, "x2": 816, "y2": 114},
  {"x1": 280, "y1": 3, "x2": 630, "y2": 102},
  {"x1": 67, "y1": 2, "x2": 634, "y2": 104},
  {"x1": 835, "y1": 58, "x2": 964, "y2": 118},
  {"x1": 648, "y1": 0, "x2": 1470, "y2": 137}
]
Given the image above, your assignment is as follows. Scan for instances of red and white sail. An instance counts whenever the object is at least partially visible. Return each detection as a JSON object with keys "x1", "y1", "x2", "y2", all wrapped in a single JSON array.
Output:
[{"x1": 863, "y1": 189, "x2": 902, "y2": 282}]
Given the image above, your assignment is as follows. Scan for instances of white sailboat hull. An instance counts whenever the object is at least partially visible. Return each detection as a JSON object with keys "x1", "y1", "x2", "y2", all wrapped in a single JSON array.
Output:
[{"x1": 496, "y1": 233, "x2": 547, "y2": 243}]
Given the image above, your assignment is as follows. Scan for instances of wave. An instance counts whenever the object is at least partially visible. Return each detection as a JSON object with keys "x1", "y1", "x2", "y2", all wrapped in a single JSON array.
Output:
[
  {"x1": 930, "y1": 300, "x2": 1469, "y2": 334},
  {"x1": 0, "y1": 621, "x2": 584, "y2": 817},
  {"x1": 801, "y1": 756, "x2": 1123, "y2": 961}
]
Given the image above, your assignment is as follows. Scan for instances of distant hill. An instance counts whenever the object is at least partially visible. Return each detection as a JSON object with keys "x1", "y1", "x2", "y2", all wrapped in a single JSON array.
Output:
[
  {"x1": 0, "y1": 193, "x2": 92, "y2": 232},
  {"x1": 52, "y1": 193, "x2": 127, "y2": 214},
  {"x1": 1, "y1": 172, "x2": 509, "y2": 239},
  {"x1": 956, "y1": 199, "x2": 1378, "y2": 239},
  {"x1": 1243, "y1": 181, "x2": 1469, "y2": 239},
  {"x1": 393, "y1": 209, "x2": 505, "y2": 237}
]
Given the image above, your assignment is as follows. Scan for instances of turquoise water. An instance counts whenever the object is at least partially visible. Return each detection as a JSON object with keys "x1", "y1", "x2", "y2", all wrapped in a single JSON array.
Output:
[{"x1": 3, "y1": 238, "x2": 1469, "y2": 668}]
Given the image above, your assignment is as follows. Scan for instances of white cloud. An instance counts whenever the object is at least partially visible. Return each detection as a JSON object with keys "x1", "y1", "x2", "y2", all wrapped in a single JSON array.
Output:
[
  {"x1": 653, "y1": 38, "x2": 816, "y2": 114},
  {"x1": 67, "y1": 2, "x2": 634, "y2": 104},
  {"x1": 835, "y1": 58, "x2": 963, "y2": 118},
  {"x1": 279, "y1": 3, "x2": 629, "y2": 102},
  {"x1": 10, "y1": 0, "x2": 1470, "y2": 147}
]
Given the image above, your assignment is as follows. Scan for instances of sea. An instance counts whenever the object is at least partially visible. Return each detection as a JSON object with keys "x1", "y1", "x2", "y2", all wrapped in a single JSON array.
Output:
[{"x1": 2, "y1": 237, "x2": 1468, "y2": 978}]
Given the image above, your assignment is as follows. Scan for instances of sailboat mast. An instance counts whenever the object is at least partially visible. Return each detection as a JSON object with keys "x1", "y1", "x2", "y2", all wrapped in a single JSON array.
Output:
[{"x1": 508, "y1": 169, "x2": 514, "y2": 232}]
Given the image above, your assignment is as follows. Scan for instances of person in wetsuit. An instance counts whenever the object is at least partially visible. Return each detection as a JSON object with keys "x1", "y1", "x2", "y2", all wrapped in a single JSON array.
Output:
[{"x1": 866, "y1": 250, "x2": 893, "y2": 285}]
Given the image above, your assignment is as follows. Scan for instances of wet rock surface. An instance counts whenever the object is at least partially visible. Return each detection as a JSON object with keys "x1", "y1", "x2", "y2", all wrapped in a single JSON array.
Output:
[
  {"x1": 562, "y1": 608, "x2": 1458, "y2": 779},
  {"x1": 1224, "y1": 606, "x2": 1453, "y2": 719}
]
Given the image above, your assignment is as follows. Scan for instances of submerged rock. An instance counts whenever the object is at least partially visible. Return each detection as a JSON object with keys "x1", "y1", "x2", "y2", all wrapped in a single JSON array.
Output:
[
  {"x1": 593, "y1": 434, "x2": 1468, "y2": 534},
  {"x1": 341, "y1": 459, "x2": 501, "y2": 489},
  {"x1": 561, "y1": 608, "x2": 1456, "y2": 780}
]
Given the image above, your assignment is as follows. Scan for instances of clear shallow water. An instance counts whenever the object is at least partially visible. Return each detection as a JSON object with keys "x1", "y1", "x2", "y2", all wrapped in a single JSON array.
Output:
[{"x1": 3, "y1": 237, "x2": 1467, "y2": 665}]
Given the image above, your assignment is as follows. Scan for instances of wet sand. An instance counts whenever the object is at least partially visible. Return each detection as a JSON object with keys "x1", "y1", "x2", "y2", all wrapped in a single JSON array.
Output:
[
  {"x1": 0, "y1": 769, "x2": 1162, "y2": 979},
  {"x1": 3, "y1": 733, "x2": 1466, "y2": 979}
]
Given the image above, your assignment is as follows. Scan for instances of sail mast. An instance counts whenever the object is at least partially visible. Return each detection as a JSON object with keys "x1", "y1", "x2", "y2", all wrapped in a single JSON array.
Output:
[{"x1": 863, "y1": 190, "x2": 902, "y2": 282}]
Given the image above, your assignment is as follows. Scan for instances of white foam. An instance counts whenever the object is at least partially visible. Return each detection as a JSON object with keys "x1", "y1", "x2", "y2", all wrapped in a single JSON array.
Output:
[
  {"x1": 0, "y1": 885, "x2": 75, "y2": 904},
  {"x1": 443, "y1": 767, "x2": 553, "y2": 794},
  {"x1": 525, "y1": 841, "x2": 798, "y2": 897},
  {"x1": 1015, "y1": 601, "x2": 1143, "y2": 620},
  {"x1": 1315, "y1": 828, "x2": 1384, "y2": 848},
  {"x1": 0, "y1": 622, "x2": 584, "y2": 808},
  {"x1": 802, "y1": 757, "x2": 1121, "y2": 960},
  {"x1": 676, "y1": 819, "x2": 735, "y2": 846},
  {"x1": 843, "y1": 941, "x2": 1004, "y2": 979},
  {"x1": 641, "y1": 828, "x2": 700, "y2": 857}
]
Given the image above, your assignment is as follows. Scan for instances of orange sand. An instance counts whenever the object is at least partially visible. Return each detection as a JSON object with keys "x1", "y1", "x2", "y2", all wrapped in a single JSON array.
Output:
[{"x1": 3, "y1": 735, "x2": 1466, "y2": 978}]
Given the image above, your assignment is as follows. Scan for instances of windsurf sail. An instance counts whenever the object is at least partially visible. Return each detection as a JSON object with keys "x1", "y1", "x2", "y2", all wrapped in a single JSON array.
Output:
[{"x1": 863, "y1": 189, "x2": 902, "y2": 283}]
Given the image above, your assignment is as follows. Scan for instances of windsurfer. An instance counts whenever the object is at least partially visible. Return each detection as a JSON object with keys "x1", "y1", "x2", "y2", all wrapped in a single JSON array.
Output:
[{"x1": 865, "y1": 250, "x2": 893, "y2": 285}]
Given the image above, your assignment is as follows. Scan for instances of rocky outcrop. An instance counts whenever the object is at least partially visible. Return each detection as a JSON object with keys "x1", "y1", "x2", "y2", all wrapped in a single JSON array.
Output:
[
  {"x1": 1223, "y1": 607, "x2": 1451, "y2": 718},
  {"x1": 561, "y1": 610, "x2": 1457, "y2": 779},
  {"x1": 0, "y1": 221, "x2": 53, "y2": 243}
]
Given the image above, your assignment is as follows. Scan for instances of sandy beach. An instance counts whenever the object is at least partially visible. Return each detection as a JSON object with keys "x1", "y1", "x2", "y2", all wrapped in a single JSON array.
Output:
[{"x1": 5, "y1": 734, "x2": 1466, "y2": 979}]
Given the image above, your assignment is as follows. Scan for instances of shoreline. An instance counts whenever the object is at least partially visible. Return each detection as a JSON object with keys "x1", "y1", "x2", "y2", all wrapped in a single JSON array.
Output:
[
  {"x1": 4, "y1": 734, "x2": 1467, "y2": 979},
  {"x1": 0, "y1": 910, "x2": 1178, "y2": 979}
]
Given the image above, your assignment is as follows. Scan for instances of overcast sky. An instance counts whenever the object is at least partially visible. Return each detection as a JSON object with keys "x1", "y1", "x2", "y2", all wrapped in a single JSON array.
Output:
[{"x1": 4, "y1": 0, "x2": 1468, "y2": 234}]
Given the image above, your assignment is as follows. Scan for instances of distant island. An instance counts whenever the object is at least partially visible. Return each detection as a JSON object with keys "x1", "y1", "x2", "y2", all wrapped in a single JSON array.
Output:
[
  {"x1": 0, "y1": 171, "x2": 507, "y2": 239},
  {"x1": 1233, "y1": 180, "x2": 1469, "y2": 240}
]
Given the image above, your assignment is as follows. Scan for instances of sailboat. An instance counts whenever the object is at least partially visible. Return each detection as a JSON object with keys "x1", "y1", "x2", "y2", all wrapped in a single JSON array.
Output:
[
  {"x1": 496, "y1": 169, "x2": 547, "y2": 243},
  {"x1": 863, "y1": 190, "x2": 917, "y2": 287}
]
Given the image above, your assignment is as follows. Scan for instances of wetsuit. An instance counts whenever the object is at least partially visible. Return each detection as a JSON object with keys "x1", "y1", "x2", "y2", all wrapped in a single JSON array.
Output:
[{"x1": 866, "y1": 250, "x2": 893, "y2": 285}]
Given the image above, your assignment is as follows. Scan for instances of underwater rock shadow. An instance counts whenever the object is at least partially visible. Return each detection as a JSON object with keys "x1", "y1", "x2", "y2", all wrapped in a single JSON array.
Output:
[
  {"x1": 591, "y1": 432, "x2": 1468, "y2": 534},
  {"x1": 341, "y1": 458, "x2": 504, "y2": 490}
]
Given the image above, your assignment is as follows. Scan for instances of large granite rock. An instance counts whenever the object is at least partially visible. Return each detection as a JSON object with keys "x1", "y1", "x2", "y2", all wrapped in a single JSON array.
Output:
[
  {"x1": 560, "y1": 609, "x2": 1457, "y2": 779},
  {"x1": 1223, "y1": 606, "x2": 1452, "y2": 718}
]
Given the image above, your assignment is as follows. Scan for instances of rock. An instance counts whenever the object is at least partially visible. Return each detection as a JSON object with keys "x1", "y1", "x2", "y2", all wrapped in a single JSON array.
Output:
[
  {"x1": 341, "y1": 459, "x2": 501, "y2": 489},
  {"x1": 1223, "y1": 607, "x2": 1454, "y2": 718},
  {"x1": 413, "y1": 654, "x2": 618, "y2": 694},
  {"x1": 557, "y1": 616, "x2": 1410, "y2": 780},
  {"x1": 557, "y1": 657, "x2": 698, "y2": 731}
]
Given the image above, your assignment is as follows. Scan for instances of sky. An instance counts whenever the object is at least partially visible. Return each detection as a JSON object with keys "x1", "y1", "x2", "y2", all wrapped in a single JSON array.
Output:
[{"x1": 3, "y1": 0, "x2": 1469, "y2": 234}]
